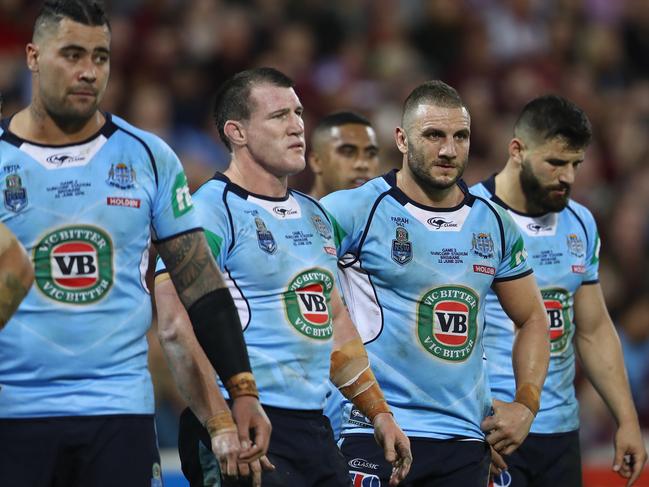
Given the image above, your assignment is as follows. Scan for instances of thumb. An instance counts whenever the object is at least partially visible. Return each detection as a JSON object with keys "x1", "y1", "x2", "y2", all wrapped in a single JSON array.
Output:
[
  {"x1": 384, "y1": 441, "x2": 397, "y2": 463},
  {"x1": 492, "y1": 398, "x2": 505, "y2": 410},
  {"x1": 612, "y1": 445, "x2": 625, "y2": 472}
]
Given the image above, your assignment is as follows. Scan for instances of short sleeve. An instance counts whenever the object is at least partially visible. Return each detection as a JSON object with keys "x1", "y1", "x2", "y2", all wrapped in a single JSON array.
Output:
[
  {"x1": 321, "y1": 189, "x2": 370, "y2": 258},
  {"x1": 494, "y1": 207, "x2": 533, "y2": 281}
]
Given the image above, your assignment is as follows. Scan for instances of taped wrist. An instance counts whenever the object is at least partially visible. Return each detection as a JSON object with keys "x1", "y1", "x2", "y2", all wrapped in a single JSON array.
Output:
[
  {"x1": 204, "y1": 410, "x2": 237, "y2": 438},
  {"x1": 225, "y1": 372, "x2": 259, "y2": 399},
  {"x1": 515, "y1": 382, "x2": 540, "y2": 416},
  {"x1": 188, "y1": 288, "x2": 253, "y2": 386},
  {"x1": 330, "y1": 337, "x2": 391, "y2": 422}
]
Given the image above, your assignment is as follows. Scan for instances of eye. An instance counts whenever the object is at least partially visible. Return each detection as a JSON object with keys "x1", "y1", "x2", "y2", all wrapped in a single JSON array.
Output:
[
  {"x1": 454, "y1": 132, "x2": 469, "y2": 141},
  {"x1": 94, "y1": 53, "x2": 109, "y2": 64}
]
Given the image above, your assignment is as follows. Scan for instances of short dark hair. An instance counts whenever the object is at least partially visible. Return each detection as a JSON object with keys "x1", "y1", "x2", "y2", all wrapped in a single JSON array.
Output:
[
  {"x1": 33, "y1": 0, "x2": 110, "y2": 41},
  {"x1": 514, "y1": 95, "x2": 592, "y2": 149},
  {"x1": 213, "y1": 67, "x2": 294, "y2": 151},
  {"x1": 314, "y1": 111, "x2": 371, "y2": 133},
  {"x1": 402, "y1": 80, "x2": 464, "y2": 127}
]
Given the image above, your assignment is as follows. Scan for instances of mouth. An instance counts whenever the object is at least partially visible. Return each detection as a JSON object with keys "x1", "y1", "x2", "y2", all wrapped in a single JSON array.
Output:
[{"x1": 288, "y1": 142, "x2": 305, "y2": 151}]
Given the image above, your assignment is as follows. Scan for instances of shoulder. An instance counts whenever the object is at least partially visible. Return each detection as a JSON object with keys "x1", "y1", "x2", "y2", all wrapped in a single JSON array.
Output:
[
  {"x1": 468, "y1": 181, "x2": 492, "y2": 199},
  {"x1": 321, "y1": 176, "x2": 390, "y2": 215},
  {"x1": 109, "y1": 114, "x2": 176, "y2": 157},
  {"x1": 566, "y1": 199, "x2": 596, "y2": 225}
]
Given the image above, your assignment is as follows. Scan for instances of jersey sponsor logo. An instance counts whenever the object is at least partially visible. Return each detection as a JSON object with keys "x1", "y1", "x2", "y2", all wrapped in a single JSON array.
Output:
[
  {"x1": 324, "y1": 246, "x2": 337, "y2": 256},
  {"x1": 571, "y1": 264, "x2": 585, "y2": 274},
  {"x1": 349, "y1": 458, "x2": 380, "y2": 470},
  {"x1": 417, "y1": 285, "x2": 479, "y2": 361},
  {"x1": 34, "y1": 225, "x2": 113, "y2": 304},
  {"x1": 107, "y1": 196, "x2": 141, "y2": 208},
  {"x1": 106, "y1": 162, "x2": 137, "y2": 189},
  {"x1": 272, "y1": 205, "x2": 298, "y2": 218},
  {"x1": 349, "y1": 471, "x2": 381, "y2": 486},
  {"x1": 471, "y1": 232, "x2": 495, "y2": 259},
  {"x1": 473, "y1": 264, "x2": 495, "y2": 275},
  {"x1": 46, "y1": 153, "x2": 85, "y2": 166},
  {"x1": 3, "y1": 173, "x2": 28, "y2": 212},
  {"x1": 284, "y1": 268, "x2": 334, "y2": 339},
  {"x1": 566, "y1": 233, "x2": 585, "y2": 257},
  {"x1": 391, "y1": 226, "x2": 412, "y2": 265},
  {"x1": 427, "y1": 217, "x2": 458, "y2": 229},
  {"x1": 311, "y1": 214, "x2": 332, "y2": 240},
  {"x1": 493, "y1": 470, "x2": 512, "y2": 487},
  {"x1": 255, "y1": 217, "x2": 277, "y2": 254},
  {"x1": 348, "y1": 406, "x2": 373, "y2": 428},
  {"x1": 542, "y1": 288, "x2": 572, "y2": 355},
  {"x1": 510, "y1": 235, "x2": 528, "y2": 269},
  {"x1": 172, "y1": 172, "x2": 193, "y2": 218},
  {"x1": 527, "y1": 222, "x2": 553, "y2": 234}
]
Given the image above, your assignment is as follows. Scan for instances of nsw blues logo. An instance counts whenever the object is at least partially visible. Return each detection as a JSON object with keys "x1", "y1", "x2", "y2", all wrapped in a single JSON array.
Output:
[
  {"x1": 311, "y1": 214, "x2": 331, "y2": 240},
  {"x1": 106, "y1": 162, "x2": 136, "y2": 189},
  {"x1": 3, "y1": 173, "x2": 28, "y2": 213},
  {"x1": 471, "y1": 232, "x2": 494, "y2": 259},
  {"x1": 255, "y1": 217, "x2": 277, "y2": 254},
  {"x1": 391, "y1": 226, "x2": 412, "y2": 265},
  {"x1": 566, "y1": 233, "x2": 585, "y2": 257}
]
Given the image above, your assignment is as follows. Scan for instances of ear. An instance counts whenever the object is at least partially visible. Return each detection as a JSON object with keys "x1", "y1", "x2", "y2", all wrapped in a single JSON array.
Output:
[
  {"x1": 223, "y1": 120, "x2": 246, "y2": 148},
  {"x1": 509, "y1": 138, "x2": 524, "y2": 166},
  {"x1": 26, "y1": 43, "x2": 39, "y2": 72},
  {"x1": 308, "y1": 152, "x2": 323, "y2": 175},
  {"x1": 395, "y1": 127, "x2": 408, "y2": 155}
]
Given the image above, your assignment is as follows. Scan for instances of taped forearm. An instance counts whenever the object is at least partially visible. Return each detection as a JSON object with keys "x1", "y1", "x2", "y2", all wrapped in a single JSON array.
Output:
[
  {"x1": 330, "y1": 337, "x2": 390, "y2": 421},
  {"x1": 187, "y1": 288, "x2": 257, "y2": 397}
]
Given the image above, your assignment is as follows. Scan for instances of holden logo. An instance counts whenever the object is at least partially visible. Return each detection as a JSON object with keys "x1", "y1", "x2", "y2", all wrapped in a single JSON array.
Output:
[
  {"x1": 273, "y1": 206, "x2": 298, "y2": 218},
  {"x1": 46, "y1": 153, "x2": 85, "y2": 166},
  {"x1": 427, "y1": 217, "x2": 457, "y2": 229}
]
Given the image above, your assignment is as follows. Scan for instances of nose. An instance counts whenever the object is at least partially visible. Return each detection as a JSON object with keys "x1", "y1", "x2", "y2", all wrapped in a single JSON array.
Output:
[
  {"x1": 288, "y1": 112, "x2": 304, "y2": 136},
  {"x1": 558, "y1": 163, "x2": 576, "y2": 186},
  {"x1": 439, "y1": 137, "x2": 457, "y2": 159},
  {"x1": 353, "y1": 155, "x2": 370, "y2": 171},
  {"x1": 78, "y1": 58, "x2": 97, "y2": 83}
]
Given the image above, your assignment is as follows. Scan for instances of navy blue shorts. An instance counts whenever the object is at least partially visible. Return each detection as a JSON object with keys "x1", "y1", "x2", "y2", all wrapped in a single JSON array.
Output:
[
  {"x1": 0, "y1": 414, "x2": 161, "y2": 487},
  {"x1": 341, "y1": 434, "x2": 490, "y2": 486},
  {"x1": 179, "y1": 405, "x2": 352, "y2": 487},
  {"x1": 492, "y1": 430, "x2": 582, "y2": 487}
]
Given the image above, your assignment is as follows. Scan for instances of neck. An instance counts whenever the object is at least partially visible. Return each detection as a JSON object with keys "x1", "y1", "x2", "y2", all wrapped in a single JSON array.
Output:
[
  {"x1": 224, "y1": 151, "x2": 288, "y2": 198},
  {"x1": 494, "y1": 161, "x2": 529, "y2": 213},
  {"x1": 9, "y1": 100, "x2": 104, "y2": 145},
  {"x1": 308, "y1": 178, "x2": 329, "y2": 200},
  {"x1": 397, "y1": 164, "x2": 464, "y2": 208}
]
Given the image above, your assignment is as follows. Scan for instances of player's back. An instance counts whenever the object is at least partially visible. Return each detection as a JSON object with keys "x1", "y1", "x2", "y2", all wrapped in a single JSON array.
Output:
[{"x1": 0, "y1": 114, "x2": 198, "y2": 417}]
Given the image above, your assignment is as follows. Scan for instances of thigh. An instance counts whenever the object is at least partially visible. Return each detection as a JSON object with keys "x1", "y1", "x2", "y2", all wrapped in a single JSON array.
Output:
[
  {"x1": 340, "y1": 435, "x2": 394, "y2": 485},
  {"x1": 413, "y1": 440, "x2": 490, "y2": 487},
  {"x1": 532, "y1": 432, "x2": 582, "y2": 487},
  {"x1": 0, "y1": 418, "x2": 63, "y2": 487},
  {"x1": 77, "y1": 415, "x2": 162, "y2": 487}
]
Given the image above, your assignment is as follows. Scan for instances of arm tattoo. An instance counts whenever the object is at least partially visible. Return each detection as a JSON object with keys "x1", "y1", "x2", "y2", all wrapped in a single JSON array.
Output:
[
  {"x1": 0, "y1": 274, "x2": 30, "y2": 329},
  {"x1": 156, "y1": 230, "x2": 226, "y2": 307}
]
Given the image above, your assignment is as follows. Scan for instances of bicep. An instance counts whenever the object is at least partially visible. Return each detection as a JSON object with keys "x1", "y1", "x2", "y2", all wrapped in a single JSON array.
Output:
[
  {"x1": 331, "y1": 287, "x2": 361, "y2": 348},
  {"x1": 573, "y1": 283, "x2": 610, "y2": 337},
  {"x1": 492, "y1": 274, "x2": 545, "y2": 328},
  {"x1": 155, "y1": 230, "x2": 224, "y2": 308}
]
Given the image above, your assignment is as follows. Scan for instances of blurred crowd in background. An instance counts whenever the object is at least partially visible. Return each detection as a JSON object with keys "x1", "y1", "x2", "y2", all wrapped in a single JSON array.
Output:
[{"x1": 1, "y1": 0, "x2": 648, "y2": 455}]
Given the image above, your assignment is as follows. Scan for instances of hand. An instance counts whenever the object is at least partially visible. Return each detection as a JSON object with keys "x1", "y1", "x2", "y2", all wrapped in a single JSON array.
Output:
[
  {"x1": 372, "y1": 412, "x2": 413, "y2": 486},
  {"x1": 612, "y1": 421, "x2": 647, "y2": 486},
  {"x1": 489, "y1": 446, "x2": 508, "y2": 478},
  {"x1": 231, "y1": 396, "x2": 272, "y2": 462},
  {"x1": 210, "y1": 428, "x2": 241, "y2": 478},
  {"x1": 235, "y1": 455, "x2": 275, "y2": 487},
  {"x1": 481, "y1": 399, "x2": 534, "y2": 455}
]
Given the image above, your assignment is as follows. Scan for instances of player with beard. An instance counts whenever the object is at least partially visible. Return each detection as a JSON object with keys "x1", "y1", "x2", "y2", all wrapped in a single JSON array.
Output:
[
  {"x1": 321, "y1": 80, "x2": 550, "y2": 485},
  {"x1": 308, "y1": 111, "x2": 380, "y2": 199},
  {"x1": 471, "y1": 95, "x2": 646, "y2": 486}
]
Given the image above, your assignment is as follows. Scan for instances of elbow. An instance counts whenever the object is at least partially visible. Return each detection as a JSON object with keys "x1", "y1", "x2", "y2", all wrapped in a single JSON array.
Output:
[{"x1": 157, "y1": 315, "x2": 186, "y2": 345}]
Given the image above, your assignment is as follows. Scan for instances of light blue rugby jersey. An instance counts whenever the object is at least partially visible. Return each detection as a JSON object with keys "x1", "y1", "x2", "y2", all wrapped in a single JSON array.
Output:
[
  {"x1": 471, "y1": 176, "x2": 600, "y2": 433},
  {"x1": 156, "y1": 173, "x2": 340, "y2": 410},
  {"x1": 322, "y1": 170, "x2": 532, "y2": 440},
  {"x1": 0, "y1": 114, "x2": 199, "y2": 417}
]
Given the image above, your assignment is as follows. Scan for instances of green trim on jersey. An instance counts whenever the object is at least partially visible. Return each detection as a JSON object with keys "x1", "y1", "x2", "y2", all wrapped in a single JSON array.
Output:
[
  {"x1": 204, "y1": 229, "x2": 223, "y2": 261},
  {"x1": 510, "y1": 235, "x2": 528, "y2": 269},
  {"x1": 591, "y1": 232, "x2": 600, "y2": 265},
  {"x1": 325, "y1": 210, "x2": 347, "y2": 250}
]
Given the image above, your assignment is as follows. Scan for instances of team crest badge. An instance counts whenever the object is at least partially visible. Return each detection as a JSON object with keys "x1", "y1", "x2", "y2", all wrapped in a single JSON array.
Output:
[
  {"x1": 283, "y1": 268, "x2": 334, "y2": 340},
  {"x1": 391, "y1": 226, "x2": 412, "y2": 265},
  {"x1": 3, "y1": 173, "x2": 28, "y2": 212},
  {"x1": 566, "y1": 233, "x2": 585, "y2": 257},
  {"x1": 311, "y1": 214, "x2": 331, "y2": 240},
  {"x1": 255, "y1": 217, "x2": 277, "y2": 254},
  {"x1": 417, "y1": 285, "x2": 479, "y2": 361},
  {"x1": 542, "y1": 288, "x2": 573, "y2": 355},
  {"x1": 106, "y1": 162, "x2": 136, "y2": 189},
  {"x1": 471, "y1": 232, "x2": 494, "y2": 259}
]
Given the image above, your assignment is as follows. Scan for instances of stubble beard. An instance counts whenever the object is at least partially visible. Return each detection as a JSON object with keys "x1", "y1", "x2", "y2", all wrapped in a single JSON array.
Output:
[{"x1": 407, "y1": 144, "x2": 465, "y2": 192}]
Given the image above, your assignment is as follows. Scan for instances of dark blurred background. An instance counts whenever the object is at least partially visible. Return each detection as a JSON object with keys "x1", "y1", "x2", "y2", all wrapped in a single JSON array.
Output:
[{"x1": 2, "y1": 0, "x2": 648, "y2": 479}]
